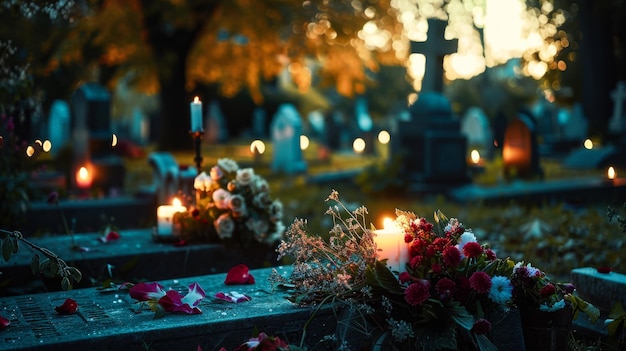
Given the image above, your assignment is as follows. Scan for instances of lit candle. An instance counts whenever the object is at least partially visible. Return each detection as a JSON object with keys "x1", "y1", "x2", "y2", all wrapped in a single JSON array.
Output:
[
  {"x1": 76, "y1": 166, "x2": 93, "y2": 189},
  {"x1": 190, "y1": 96, "x2": 203, "y2": 132},
  {"x1": 157, "y1": 198, "x2": 187, "y2": 235},
  {"x1": 373, "y1": 219, "x2": 409, "y2": 273},
  {"x1": 608, "y1": 166, "x2": 617, "y2": 183}
]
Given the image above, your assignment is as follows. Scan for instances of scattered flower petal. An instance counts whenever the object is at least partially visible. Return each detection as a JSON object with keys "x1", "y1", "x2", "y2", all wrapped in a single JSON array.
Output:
[
  {"x1": 55, "y1": 298, "x2": 79, "y2": 315},
  {"x1": 129, "y1": 282, "x2": 166, "y2": 301},
  {"x1": 0, "y1": 315, "x2": 10, "y2": 329},
  {"x1": 215, "y1": 291, "x2": 252, "y2": 303},
  {"x1": 99, "y1": 231, "x2": 121, "y2": 243},
  {"x1": 225, "y1": 264, "x2": 255, "y2": 285}
]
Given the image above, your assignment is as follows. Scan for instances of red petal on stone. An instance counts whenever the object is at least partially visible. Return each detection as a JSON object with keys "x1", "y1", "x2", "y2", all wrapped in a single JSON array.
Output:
[
  {"x1": 225, "y1": 264, "x2": 255, "y2": 285},
  {"x1": 0, "y1": 315, "x2": 10, "y2": 329},
  {"x1": 597, "y1": 266, "x2": 612, "y2": 274},
  {"x1": 55, "y1": 298, "x2": 79, "y2": 315}
]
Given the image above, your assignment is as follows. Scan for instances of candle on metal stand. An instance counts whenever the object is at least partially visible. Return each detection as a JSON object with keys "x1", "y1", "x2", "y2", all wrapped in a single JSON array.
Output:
[{"x1": 190, "y1": 96, "x2": 203, "y2": 133}]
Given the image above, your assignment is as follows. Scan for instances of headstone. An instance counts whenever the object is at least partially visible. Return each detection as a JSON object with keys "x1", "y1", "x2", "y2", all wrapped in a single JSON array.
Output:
[
  {"x1": 251, "y1": 107, "x2": 267, "y2": 138},
  {"x1": 392, "y1": 92, "x2": 469, "y2": 185},
  {"x1": 502, "y1": 109, "x2": 543, "y2": 179},
  {"x1": 47, "y1": 99, "x2": 71, "y2": 156},
  {"x1": 571, "y1": 267, "x2": 626, "y2": 312},
  {"x1": 561, "y1": 103, "x2": 588, "y2": 142},
  {"x1": 461, "y1": 106, "x2": 493, "y2": 157},
  {"x1": 410, "y1": 18, "x2": 458, "y2": 93},
  {"x1": 147, "y1": 152, "x2": 182, "y2": 205},
  {"x1": 270, "y1": 104, "x2": 307, "y2": 174},
  {"x1": 71, "y1": 83, "x2": 125, "y2": 193},
  {"x1": 354, "y1": 97, "x2": 375, "y2": 154},
  {"x1": 307, "y1": 110, "x2": 326, "y2": 138},
  {"x1": 609, "y1": 81, "x2": 626, "y2": 135},
  {"x1": 205, "y1": 100, "x2": 229, "y2": 144},
  {"x1": 130, "y1": 107, "x2": 149, "y2": 145}
]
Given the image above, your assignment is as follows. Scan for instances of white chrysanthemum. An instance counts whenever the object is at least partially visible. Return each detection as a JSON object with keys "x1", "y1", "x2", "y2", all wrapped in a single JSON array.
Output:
[
  {"x1": 488, "y1": 276, "x2": 513, "y2": 305},
  {"x1": 540, "y1": 299, "x2": 566, "y2": 312}
]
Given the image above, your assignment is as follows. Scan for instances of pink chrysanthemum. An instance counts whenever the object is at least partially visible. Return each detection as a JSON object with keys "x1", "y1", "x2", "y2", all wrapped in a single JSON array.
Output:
[
  {"x1": 399, "y1": 272, "x2": 412, "y2": 284},
  {"x1": 469, "y1": 271, "x2": 492, "y2": 294},
  {"x1": 443, "y1": 246, "x2": 461, "y2": 268},
  {"x1": 463, "y1": 242, "x2": 483, "y2": 259},
  {"x1": 410, "y1": 255, "x2": 423, "y2": 269},
  {"x1": 471, "y1": 318, "x2": 492, "y2": 335},
  {"x1": 404, "y1": 279, "x2": 431, "y2": 306}
]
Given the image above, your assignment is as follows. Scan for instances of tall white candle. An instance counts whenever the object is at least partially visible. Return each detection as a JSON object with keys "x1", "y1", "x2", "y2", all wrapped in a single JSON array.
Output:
[
  {"x1": 190, "y1": 96, "x2": 203, "y2": 132},
  {"x1": 373, "y1": 224, "x2": 409, "y2": 273},
  {"x1": 157, "y1": 198, "x2": 187, "y2": 235}
]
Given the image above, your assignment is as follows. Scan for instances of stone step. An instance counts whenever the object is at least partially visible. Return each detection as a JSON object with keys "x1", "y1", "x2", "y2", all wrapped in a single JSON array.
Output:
[
  {"x1": 1, "y1": 229, "x2": 277, "y2": 296},
  {"x1": 0, "y1": 267, "x2": 338, "y2": 351}
]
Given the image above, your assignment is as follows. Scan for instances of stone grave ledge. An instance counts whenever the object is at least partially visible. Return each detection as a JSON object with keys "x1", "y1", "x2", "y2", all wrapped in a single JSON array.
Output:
[
  {"x1": 1, "y1": 229, "x2": 277, "y2": 296},
  {"x1": 448, "y1": 176, "x2": 626, "y2": 205},
  {"x1": 570, "y1": 267, "x2": 626, "y2": 339},
  {"x1": 23, "y1": 194, "x2": 157, "y2": 234},
  {"x1": 0, "y1": 267, "x2": 339, "y2": 351}
]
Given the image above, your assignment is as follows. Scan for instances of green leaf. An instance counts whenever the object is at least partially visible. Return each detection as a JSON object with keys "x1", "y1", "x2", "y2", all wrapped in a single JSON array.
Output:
[
  {"x1": 30, "y1": 254, "x2": 40, "y2": 275},
  {"x1": 367, "y1": 260, "x2": 403, "y2": 294},
  {"x1": 66, "y1": 267, "x2": 82, "y2": 283},
  {"x1": 2, "y1": 238, "x2": 13, "y2": 262},
  {"x1": 10, "y1": 237, "x2": 18, "y2": 253},
  {"x1": 606, "y1": 317, "x2": 625, "y2": 337},
  {"x1": 61, "y1": 277, "x2": 71, "y2": 291},
  {"x1": 448, "y1": 300, "x2": 474, "y2": 330},
  {"x1": 475, "y1": 334, "x2": 499, "y2": 351}
]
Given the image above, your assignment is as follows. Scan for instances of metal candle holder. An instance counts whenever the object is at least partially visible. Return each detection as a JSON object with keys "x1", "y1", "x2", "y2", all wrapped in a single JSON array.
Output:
[{"x1": 189, "y1": 130, "x2": 204, "y2": 175}]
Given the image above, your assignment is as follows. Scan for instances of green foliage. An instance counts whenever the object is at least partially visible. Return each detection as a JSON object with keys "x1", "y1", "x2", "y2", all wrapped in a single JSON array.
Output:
[{"x1": 0, "y1": 229, "x2": 82, "y2": 291}]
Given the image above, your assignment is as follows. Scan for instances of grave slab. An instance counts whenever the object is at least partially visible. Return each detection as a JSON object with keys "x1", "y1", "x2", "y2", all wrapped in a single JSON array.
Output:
[
  {"x1": 448, "y1": 176, "x2": 626, "y2": 205},
  {"x1": 1, "y1": 229, "x2": 277, "y2": 296},
  {"x1": 570, "y1": 267, "x2": 626, "y2": 338},
  {"x1": 0, "y1": 267, "x2": 338, "y2": 351}
]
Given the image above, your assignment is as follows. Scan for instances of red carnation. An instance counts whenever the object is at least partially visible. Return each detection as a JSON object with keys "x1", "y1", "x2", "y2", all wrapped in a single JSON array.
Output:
[
  {"x1": 485, "y1": 249, "x2": 497, "y2": 261},
  {"x1": 540, "y1": 283, "x2": 556, "y2": 297},
  {"x1": 443, "y1": 246, "x2": 461, "y2": 268},
  {"x1": 404, "y1": 233, "x2": 414, "y2": 244},
  {"x1": 471, "y1": 318, "x2": 492, "y2": 335},
  {"x1": 469, "y1": 271, "x2": 492, "y2": 294},
  {"x1": 404, "y1": 279, "x2": 431, "y2": 306},
  {"x1": 463, "y1": 242, "x2": 483, "y2": 259}
]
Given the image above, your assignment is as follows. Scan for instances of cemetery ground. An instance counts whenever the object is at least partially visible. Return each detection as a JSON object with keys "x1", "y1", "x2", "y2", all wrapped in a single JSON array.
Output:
[{"x1": 2, "y1": 137, "x2": 626, "y2": 350}]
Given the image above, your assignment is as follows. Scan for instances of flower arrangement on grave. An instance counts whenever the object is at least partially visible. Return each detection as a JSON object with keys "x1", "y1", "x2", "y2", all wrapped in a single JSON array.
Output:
[
  {"x1": 273, "y1": 190, "x2": 599, "y2": 351},
  {"x1": 173, "y1": 158, "x2": 285, "y2": 248}
]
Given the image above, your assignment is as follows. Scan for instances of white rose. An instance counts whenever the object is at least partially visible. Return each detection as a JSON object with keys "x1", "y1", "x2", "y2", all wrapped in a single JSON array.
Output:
[
  {"x1": 214, "y1": 213, "x2": 235, "y2": 239},
  {"x1": 250, "y1": 176, "x2": 269, "y2": 194},
  {"x1": 210, "y1": 166, "x2": 224, "y2": 181},
  {"x1": 212, "y1": 188, "x2": 231, "y2": 209},
  {"x1": 217, "y1": 158, "x2": 239, "y2": 173},
  {"x1": 228, "y1": 194, "x2": 248, "y2": 217},
  {"x1": 236, "y1": 168, "x2": 255, "y2": 186}
]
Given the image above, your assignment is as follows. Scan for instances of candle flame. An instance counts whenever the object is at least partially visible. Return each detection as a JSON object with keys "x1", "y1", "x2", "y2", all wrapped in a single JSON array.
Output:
[
  {"x1": 172, "y1": 197, "x2": 182, "y2": 207},
  {"x1": 584, "y1": 139, "x2": 593, "y2": 150},
  {"x1": 608, "y1": 166, "x2": 616, "y2": 180},
  {"x1": 382, "y1": 217, "x2": 394, "y2": 229},
  {"x1": 353, "y1": 138, "x2": 366, "y2": 154},
  {"x1": 250, "y1": 139, "x2": 266, "y2": 154},
  {"x1": 470, "y1": 149, "x2": 480, "y2": 164},
  {"x1": 300, "y1": 135, "x2": 310, "y2": 150},
  {"x1": 78, "y1": 166, "x2": 89, "y2": 180},
  {"x1": 43, "y1": 140, "x2": 52, "y2": 152},
  {"x1": 193, "y1": 96, "x2": 200, "y2": 103},
  {"x1": 26, "y1": 146, "x2": 35, "y2": 157}
]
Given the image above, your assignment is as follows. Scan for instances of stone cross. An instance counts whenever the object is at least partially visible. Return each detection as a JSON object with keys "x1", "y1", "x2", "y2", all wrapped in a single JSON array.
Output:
[
  {"x1": 410, "y1": 18, "x2": 458, "y2": 93},
  {"x1": 609, "y1": 81, "x2": 626, "y2": 134}
]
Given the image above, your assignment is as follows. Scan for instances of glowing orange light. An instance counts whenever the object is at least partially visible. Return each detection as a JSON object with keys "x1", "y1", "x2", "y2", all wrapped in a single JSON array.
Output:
[
  {"x1": 76, "y1": 166, "x2": 93, "y2": 189},
  {"x1": 608, "y1": 167, "x2": 616, "y2": 180}
]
